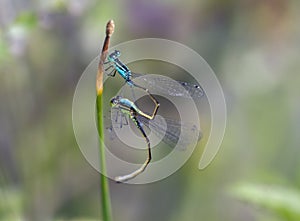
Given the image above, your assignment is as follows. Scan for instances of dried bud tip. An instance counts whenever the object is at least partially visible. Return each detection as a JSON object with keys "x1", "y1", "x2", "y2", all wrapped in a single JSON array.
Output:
[{"x1": 106, "y1": 20, "x2": 115, "y2": 37}]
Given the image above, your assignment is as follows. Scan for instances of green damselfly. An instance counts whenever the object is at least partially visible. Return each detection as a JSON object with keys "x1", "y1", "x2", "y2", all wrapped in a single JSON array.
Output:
[
  {"x1": 110, "y1": 95, "x2": 158, "y2": 182},
  {"x1": 108, "y1": 95, "x2": 201, "y2": 182}
]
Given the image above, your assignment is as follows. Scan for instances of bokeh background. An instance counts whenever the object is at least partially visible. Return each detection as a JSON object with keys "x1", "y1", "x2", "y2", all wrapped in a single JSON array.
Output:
[{"x1": 1, "y1": 0, "x2": 300, "y2": 221}]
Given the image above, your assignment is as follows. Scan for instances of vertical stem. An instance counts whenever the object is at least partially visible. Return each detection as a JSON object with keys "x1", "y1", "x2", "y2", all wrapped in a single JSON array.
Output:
[{"x1": 96, "y1": 20, "x2": 115, "y2": 221}]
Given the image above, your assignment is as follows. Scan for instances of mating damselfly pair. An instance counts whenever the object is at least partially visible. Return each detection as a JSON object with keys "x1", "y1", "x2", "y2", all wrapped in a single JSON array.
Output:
[{"x1": 105, "y1": 50, "x2": 204, "y2": 182}]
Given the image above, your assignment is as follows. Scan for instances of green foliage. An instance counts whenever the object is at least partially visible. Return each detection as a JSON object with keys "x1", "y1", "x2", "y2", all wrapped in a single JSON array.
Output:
[
  {"x1": 14, "y1": 11, "x2": 38, "y2": 29},
  {"x1": 55, "y1": 218, "x2": 100, "y2": 221},
  {"x1": 230, "y1": 183, "x2": 300, "y2": 221},
  {"x1": 0, "y1": 35, "x2": 10, "y2": 63},
  {"x1": 0, "y1": 188, "x2": 23, "y2": 220}
]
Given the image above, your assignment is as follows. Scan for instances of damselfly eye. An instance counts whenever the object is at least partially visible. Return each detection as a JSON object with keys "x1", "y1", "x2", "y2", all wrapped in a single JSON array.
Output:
[
  {"x1": 110, "y1": 97, "x2": 119, "y2": 106},
  {"x1": 110, "y1": 99, "x2": 116, "y2": 105}
]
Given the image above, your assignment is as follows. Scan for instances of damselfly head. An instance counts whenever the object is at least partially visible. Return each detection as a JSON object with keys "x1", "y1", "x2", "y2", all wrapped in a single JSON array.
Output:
[
  {"x1": 110, "y1": 96, "x2": 121, "y2": 106},
  {"x1": 115, "y1": 50, "x2": 121, "y2": 56},
  {"x1": 108, "y1": 50, "x2": 121, "y2": 61}
]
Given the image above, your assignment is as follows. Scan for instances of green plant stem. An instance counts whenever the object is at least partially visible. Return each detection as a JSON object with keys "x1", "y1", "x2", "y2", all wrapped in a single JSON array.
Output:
[
  {"x1": 96, "y1": 94, "x2": 112, "y2": 221},
  {"x1": 96, "y1": 20, "x2": 114, "y2": 221}
]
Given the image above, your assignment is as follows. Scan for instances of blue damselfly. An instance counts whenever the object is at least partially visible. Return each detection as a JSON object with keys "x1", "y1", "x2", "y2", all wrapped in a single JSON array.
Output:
[{"x1": 105, "y1": 50, "x2": 205, "y2": 99}]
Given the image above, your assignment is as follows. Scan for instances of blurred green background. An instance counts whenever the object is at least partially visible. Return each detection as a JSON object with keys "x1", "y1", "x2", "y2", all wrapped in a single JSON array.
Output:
[{"x1": 1, "y1": 0, "x2": 300, "y2": 221}]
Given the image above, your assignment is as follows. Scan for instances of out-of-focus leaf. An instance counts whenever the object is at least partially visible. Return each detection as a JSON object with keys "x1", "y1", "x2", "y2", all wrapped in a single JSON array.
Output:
[
  {"x1": 14, "y1": 11, "x2": 38, "y2": 29},
  {"x1": 0, "y1": 35, "x2": 9, "y2": 63},
  {"x1": 0, "y1": 188, "x2": 23, "y2": 218},
  {"x1": 229, "y1": 183, "x2": 300, "y2": 220},
  {"x1": 55, "y1": 219, "x2": 101, "y2": 221},
  {"x1": 52, "y1": 0, "x2": 68, "y2": 11}
]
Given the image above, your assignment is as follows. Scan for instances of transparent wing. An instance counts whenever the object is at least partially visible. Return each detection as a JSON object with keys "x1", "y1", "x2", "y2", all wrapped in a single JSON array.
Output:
[
  {"x1": 106, "y1": 108, "x2": 202, "y2": 150},
  {"x1": 137, "y1": 115, "x2": 202, "y2": 150},
  {"x1": 131, "y1": 72, "x2": 205, "y2": 99},
  {"x1": 104, "y1": 108, "x2": 129, "y2": 141}
]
